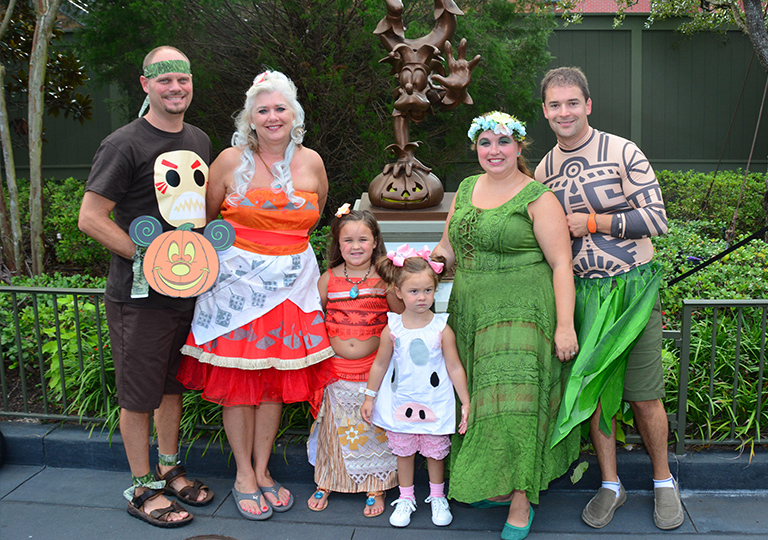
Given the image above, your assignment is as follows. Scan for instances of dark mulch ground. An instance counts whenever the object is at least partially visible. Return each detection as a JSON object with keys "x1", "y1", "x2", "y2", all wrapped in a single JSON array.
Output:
[{"x1": 1, "y1": 364, "x2": 50, "y2": 418}]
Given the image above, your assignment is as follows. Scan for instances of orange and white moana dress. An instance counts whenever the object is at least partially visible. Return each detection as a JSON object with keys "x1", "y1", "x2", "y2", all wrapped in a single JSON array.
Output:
[
  {"x1": 307, "y1": 275, "x2": 398, "y2": 492},
  {"x1": 178, "y1": 189, "x2": 335, "y2": 410}
]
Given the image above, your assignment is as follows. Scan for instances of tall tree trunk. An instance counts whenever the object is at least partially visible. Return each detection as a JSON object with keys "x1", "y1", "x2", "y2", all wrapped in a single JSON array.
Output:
[
  {"x1": 0, "y1": 175, "x2": 13, "y2": 273},
  {"x1": 0, "y1": 0, "x2": 16, "y2": 38},
  {"x1": 28, "y1": 0, "x2": 62, "y2": 275},
  {"x1": 0, "y1": 66, "x2": 23, "y2": 274},
  {"x1": 742, "y1": 0, "x2": 768, "y2": 74},
  {"x1": 0, "y1": 0, "x2": 23, "y2": 274}
]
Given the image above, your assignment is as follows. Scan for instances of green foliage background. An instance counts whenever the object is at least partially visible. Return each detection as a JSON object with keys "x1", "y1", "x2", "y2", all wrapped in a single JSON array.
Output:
[
  {"x1": 0, "y1": 1, "x2": 93, "y2": 127},
  {"x1": 77, "y1": 0, "x2": 555, "y2": 214},
  {"x1": 3, "y1": 177, "x2": 110, "y2": 274}
]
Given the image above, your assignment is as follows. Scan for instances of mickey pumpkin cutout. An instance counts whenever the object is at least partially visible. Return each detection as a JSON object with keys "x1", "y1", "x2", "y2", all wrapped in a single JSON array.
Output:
[{"x1": 130, "y1": 216, "x2": 235, "y2": 298}]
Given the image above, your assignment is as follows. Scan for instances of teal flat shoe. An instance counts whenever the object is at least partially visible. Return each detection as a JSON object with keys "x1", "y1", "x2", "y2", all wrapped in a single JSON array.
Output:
[
  {"x1": 501, "y1": 507, "x2": 534, "y2": 540},
  {"x1": 470, "y1": 499, "x2": 511, "y2": 508}
]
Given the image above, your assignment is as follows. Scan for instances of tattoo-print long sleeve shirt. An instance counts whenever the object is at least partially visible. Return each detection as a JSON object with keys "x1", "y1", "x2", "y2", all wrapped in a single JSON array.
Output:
[{"x1": 535, "y1": 128, "x2": 667, "y2": 278}]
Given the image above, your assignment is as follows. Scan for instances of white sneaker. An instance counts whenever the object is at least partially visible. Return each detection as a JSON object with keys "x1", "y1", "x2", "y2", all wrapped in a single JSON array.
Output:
[
  {"x1": 389, "y1": 497, "x2": 417, "y2": 527},
  {"x1": 425, "y1": 495, "x2": 453, "y2": 526}
]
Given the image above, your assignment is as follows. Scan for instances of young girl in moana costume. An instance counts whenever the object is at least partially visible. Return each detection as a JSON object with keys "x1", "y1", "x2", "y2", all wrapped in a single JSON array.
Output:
[{"x1": 306, "y1": 206, "x2": 401, "y2": 517}]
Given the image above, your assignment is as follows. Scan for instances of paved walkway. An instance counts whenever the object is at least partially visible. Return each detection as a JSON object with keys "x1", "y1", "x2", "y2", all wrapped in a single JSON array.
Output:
[
  {"x1": 2, "y1": 464, "x2": 766, "y2": 539},
  {"x1": 1, "y1": 422, "x2": 766, "y2": 539}
]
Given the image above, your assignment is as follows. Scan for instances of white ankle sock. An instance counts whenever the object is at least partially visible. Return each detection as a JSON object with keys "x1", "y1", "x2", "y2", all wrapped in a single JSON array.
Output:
[
  {"x1": 653, "y1": 476, "x2": 676, "y2": 489},
  {"x1": 602, "y1": 478, "x2": 621, "y2": 497}
]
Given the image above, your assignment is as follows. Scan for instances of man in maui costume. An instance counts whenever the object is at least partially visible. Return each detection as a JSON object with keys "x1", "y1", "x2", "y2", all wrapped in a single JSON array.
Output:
[
  {"x1": 79, "y1": 46, "x2": 213, "y2": 528},
  {"x1": 535, "y1": 67, "x2": 683, "y2": 530}
]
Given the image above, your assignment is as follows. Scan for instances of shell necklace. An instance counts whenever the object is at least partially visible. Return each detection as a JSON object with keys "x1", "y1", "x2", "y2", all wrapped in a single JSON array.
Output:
[{"x1": 344, "y1": 262, "x2": 371, "y2": 299}]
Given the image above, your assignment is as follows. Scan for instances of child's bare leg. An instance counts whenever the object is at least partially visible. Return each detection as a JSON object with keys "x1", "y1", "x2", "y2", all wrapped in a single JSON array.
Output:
[
  {"x1": 397, "y1": 455, "x2": 415, "y2": 490},
  {"x1": 426, "y1": 457, "x2": 444, "y2": 484}
]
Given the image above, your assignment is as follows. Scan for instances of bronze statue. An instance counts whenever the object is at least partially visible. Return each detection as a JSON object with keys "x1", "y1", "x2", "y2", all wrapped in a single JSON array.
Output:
[{"x1": 369, "y1": 0, "x2": 481, "y2": 209}]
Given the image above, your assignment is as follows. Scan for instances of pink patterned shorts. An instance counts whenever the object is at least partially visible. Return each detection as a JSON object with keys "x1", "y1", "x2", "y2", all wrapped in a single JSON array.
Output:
[{"x1": 386, "y1": 431, "x2": 451, "y2": 460}]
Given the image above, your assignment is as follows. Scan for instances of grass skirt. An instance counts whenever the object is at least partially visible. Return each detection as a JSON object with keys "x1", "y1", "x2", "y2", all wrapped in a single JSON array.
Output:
[{"x1": 550, "y1": 262, "x2": 662, "y2": 447}]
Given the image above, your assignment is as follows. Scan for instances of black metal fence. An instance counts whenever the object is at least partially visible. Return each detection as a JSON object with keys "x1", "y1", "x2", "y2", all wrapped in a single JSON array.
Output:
[{"x1": 1, "y1": 287, "x2": 766, "y2": 454}]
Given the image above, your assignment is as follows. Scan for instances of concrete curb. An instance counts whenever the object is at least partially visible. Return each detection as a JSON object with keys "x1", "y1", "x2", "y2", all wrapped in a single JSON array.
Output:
[{"x1": 1, "y1": 421, "x2": 765, "y2": 492}]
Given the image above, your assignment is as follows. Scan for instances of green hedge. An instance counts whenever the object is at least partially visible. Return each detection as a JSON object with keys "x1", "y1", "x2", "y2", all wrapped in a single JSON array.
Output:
[
  {"x1": 5, "y1": 168, "x2": 763, "y2": 274},
  {"x1": 657, "y1": 169, "x2": 766, "y2": 237},
  {"x1": 653, "y1": 219, "x2": 768, "y2": 322}
]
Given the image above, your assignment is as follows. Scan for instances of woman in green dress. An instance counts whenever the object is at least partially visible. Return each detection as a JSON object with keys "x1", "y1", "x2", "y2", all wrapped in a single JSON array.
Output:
[{"x1": 432, "y1": 112, "x2": 581, "y2": 540}]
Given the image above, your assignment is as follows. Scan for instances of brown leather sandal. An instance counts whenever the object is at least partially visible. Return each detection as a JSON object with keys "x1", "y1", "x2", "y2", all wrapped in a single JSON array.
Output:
[
  {"x1": 364, "y1": 490, "x2": 386, "y2": 518},
  {"x1": 126, "y1": 487, "x2": 193, "y2": 528},
  {"x1": 154, "y1": 464, "x2": 214, "y2": 507},
  {"x1": 308, "y1": 487, "x2": 330, "y2": 512}
]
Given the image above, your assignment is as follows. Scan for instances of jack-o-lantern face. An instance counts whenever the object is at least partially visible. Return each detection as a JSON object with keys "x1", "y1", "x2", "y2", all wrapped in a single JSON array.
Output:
[
  {"x1": 143, "y1": 226, "x2": 219, "y2": 298},
  {"x1": 369, "y1": 168, "x2": 444, "y2": 209}
]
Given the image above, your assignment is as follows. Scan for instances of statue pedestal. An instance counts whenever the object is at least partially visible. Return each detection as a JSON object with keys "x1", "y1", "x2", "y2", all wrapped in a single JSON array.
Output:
[
  {"x1": 355, "y1": 192, "x2": 454, "y2": 243},
  {"x1": 355, "y1": 193, "x2": 455, "y2": 312}
]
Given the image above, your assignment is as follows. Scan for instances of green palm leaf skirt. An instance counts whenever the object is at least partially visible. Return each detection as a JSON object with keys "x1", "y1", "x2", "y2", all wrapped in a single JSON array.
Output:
[{"x1": 550, "y1": 262, "x2": 662, "y2": 448}]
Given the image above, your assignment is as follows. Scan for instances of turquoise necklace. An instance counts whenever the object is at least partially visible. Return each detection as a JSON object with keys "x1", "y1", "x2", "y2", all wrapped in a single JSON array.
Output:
[{"x1": 344, "y1": 262, "x2": 371, "y2": 299}]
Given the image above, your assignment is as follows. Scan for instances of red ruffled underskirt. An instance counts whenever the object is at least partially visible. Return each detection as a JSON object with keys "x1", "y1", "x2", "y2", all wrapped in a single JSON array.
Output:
[{"x1": 177, "y1": 301, "x2": 336, "y2": 414}]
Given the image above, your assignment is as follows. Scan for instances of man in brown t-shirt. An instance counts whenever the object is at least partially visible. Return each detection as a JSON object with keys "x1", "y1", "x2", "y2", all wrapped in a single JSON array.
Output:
[
  {"x1": 535, "y1": 67, "x2": 683, "y2": 531},
  {"x1": 79, "y1": 46, "x2": 213, "y2": 527}
]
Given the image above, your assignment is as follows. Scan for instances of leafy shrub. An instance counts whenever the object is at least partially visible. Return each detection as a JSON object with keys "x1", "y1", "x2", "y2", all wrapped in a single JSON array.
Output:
[
  {"x1": 652, "y1": 219, "x2": 767, "y2": 448},
  {"x1": 657, "y1": 169, "x2": 766, "y2": 237},
  {"x1": 0, "y1": 273, "x2": 110, "y2": 419},
  {"x1": 310, "y1": 225, "x2": 331, "y2": 273},
  {"x1": 662, "y1": 308, "x2": 767, "y2": 448},
  {"x1": 3, "y1": 177, "x2": 110, "y2": 274},
  {"x1": 43, "y1": 293, "x2": 115, "y2": 421},
  {"x1": 1, "y1": 273, "x2": 107, "y2": 366},
  {"x1": 45, "y1": 177, "x2": 110, "y2": 272},
  {"x1": 652, "y1": 219, "x2": 768, "y2": 322}
]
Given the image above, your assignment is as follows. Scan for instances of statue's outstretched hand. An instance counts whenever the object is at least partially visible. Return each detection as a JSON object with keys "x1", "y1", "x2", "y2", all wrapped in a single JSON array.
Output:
[{"x1": 431, "y1": 39, "x2": 481, "y2": 107}]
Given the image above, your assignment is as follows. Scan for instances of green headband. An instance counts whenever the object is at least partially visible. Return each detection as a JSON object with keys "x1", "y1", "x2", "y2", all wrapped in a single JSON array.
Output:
[{"x1": 143, "y1": 59, "x2": 191, "y2": 79}]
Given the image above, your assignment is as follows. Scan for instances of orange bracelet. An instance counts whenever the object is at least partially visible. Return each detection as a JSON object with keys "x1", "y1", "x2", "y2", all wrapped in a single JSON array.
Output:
[{"x1": 587, "y1": 213, "x2": 597, "y2": 234}]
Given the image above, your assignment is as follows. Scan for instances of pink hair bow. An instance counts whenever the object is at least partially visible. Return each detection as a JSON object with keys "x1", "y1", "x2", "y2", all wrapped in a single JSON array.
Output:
[
  {"x1": 387, "y1": 243, "x2": 444, "y2": 274},
  {"x1": 253, "y1": 72, "x2": 268, "y2": 85}
]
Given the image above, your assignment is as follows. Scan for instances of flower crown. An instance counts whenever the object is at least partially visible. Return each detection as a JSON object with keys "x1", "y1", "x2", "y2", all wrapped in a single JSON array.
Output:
[
  {"x1": 387, "y1": 244, "x2": 444, "y2": 274},
  {"x1": 467, "y1": 111, "x2": 526, "y2": 143}
]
